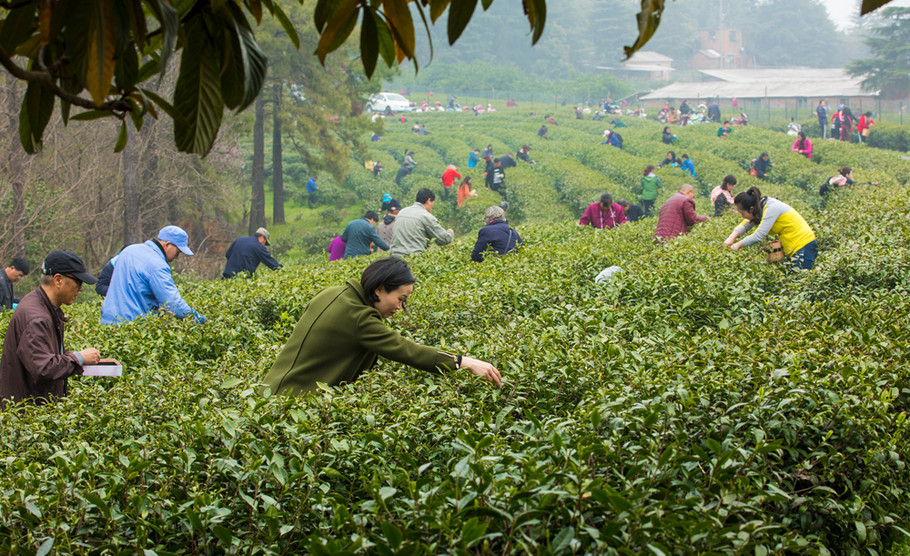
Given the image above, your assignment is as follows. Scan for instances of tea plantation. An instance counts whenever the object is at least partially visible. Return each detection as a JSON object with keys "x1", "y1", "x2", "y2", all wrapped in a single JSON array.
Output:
[{"x1": 2, "y1": 110, "x2": 910, "y2": 554}]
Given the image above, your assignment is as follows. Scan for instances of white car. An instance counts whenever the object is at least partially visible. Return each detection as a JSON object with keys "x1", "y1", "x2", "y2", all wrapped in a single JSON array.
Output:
[{"x1": 365, "y1": 92, "x2": 412, "y2": 113}]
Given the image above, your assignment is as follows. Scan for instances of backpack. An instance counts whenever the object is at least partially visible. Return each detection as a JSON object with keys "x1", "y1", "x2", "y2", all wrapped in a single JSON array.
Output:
[
  {"x1": 820, "y1": 176, "x2": 836, "y2": 197},
  {"x1": 612, "y1": 132, "x2": 623, "y2": 148}
]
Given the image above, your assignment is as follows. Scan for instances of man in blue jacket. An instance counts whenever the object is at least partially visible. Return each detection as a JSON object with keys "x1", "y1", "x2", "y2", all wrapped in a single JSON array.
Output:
[
  {"x1": 101, "y1": 226, "x2": 205, "y2": 325},
  {"x1": 471, "y1": 206, "x2": 523, "y2": 262},
  {"x1": 341, "y1": 211, "x2": 389, "y2": 259},
  {"x1": 306, "y1": 176, "x2": 317, "y2": 209},
  {"x1": 222, "y1": 227, "x2": 282, "y2": 278}
]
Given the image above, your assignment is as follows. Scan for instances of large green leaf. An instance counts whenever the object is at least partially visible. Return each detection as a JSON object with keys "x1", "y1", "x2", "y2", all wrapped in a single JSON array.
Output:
[
  {"x1": 382, "y1": 0, "x2": 415, "y2": 58},
  {"x1": 0, "y1": 5, "x2": 36, "y2": 55},
  {"x1": 375, "y1": 13, "x2": 395, "y2": 68},
  {"x1": 124, "y1": 0, "x2": 147, "y2": 51},
  {"x1": 447, "y1": 0, "x2": 477, "y2": 45},
  {"x1": 315, "y1": 0, "x2": 360, "y2": 62},
  {"x1": 267, "y1": 1, "x2": 299, "y2": 49},
  {"x1": 524, "y1": 0, "x2": 546, "y2": 44},
  {"x1": 172, "y1": 17, "x2": 225, "y2": 155},
  {"x1": 224, "y1": 5, "x2": 268, "y2": 112},
  {"x1": 624, "y1": 0, "x2": 665, "y2": 60},
  {"x1": 428, "y1": 0, "x2": 450, "y2": 22},
  {"x1": 146, "y1": 0, "x2": 178, "y2": 80},
  {"x1": 19, "y1": 79, "x2": 55, "y2": 154},
  {"x1": 862, "y1": 0, "x2": 893, "y2": 15},
  {"x1": 114, "y1": 120, "x2": 128, "y2": 152},
  {"x1": 85, "y1": 0, "x2": 117, "y2": 106},
  {"x1": 114, "y1": 44, "x2": 140, "y2": 93},
  {"x1": 360, "y1": 9, "x2": 379, "y2": 78}
]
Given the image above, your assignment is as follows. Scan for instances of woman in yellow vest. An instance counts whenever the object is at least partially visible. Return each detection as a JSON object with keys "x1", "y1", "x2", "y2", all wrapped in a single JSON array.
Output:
[{"x1": 723, "y1": 187, "x2": 817, "y2": 270}]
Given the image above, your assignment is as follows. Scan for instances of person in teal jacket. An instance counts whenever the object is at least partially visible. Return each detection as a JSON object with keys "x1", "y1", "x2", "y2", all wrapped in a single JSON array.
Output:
[
  {"x1": 341, "y1": 211, "x2": 389, "y2": 258},
  {"x1": 262, "y1": 258, "x2": 501, "y2": 395}
]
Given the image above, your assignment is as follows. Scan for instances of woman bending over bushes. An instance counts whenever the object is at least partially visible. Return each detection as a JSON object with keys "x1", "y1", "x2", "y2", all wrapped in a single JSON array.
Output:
[{"x1": 724, "y1": 187, "x2": 818, "y2": 270}]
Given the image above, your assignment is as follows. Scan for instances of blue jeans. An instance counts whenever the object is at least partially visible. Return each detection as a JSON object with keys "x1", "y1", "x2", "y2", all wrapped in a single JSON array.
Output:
[
  {"x1": 789, "y1": 240, "x2": 818, "y2": 270},
  {"x1": 818, "y1": 118, "x2": 826, "y2": 139}
]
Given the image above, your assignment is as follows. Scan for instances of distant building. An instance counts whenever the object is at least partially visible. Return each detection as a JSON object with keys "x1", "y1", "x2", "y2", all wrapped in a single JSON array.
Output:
[
  {"x1": 690, "y1": 28, "x2": 755, "y2": 70},
  {"x1": 597, "y1": 51, "x2": 674, "y2": 81},
  {"x1": 641, "y1": 68, "x2": 879, "y2": 112}
]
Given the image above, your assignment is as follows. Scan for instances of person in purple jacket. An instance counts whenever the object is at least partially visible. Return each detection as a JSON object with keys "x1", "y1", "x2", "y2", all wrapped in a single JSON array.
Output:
[
  {"x1": 327, "y1": 236, "x2": 347, "y2": 261},
  {"x1": 578, "y1": 193, "x2": 627, "y2": 229}
]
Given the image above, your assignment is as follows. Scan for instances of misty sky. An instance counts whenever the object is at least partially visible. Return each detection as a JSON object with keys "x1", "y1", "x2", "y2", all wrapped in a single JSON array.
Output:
[{"x1": 822, "y1": 0, "x2": 910, "y2": 28}]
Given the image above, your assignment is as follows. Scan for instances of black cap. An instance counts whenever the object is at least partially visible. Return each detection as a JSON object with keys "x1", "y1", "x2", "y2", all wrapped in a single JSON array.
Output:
[
  {"x1": 42, "y1": 250, "x2": 98, "y2": 285},
  {"x1": 388, "y1": 198, "x2": 401, "y2": 211}
]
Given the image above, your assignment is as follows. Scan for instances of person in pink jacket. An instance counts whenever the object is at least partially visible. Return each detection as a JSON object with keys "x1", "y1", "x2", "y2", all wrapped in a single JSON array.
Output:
[
  {"x1": 578, "y1": 193, "x2": 627, "y2": 229},
  {"x1": 792, "y1": 131, "x2": 813, "y2": 158}
]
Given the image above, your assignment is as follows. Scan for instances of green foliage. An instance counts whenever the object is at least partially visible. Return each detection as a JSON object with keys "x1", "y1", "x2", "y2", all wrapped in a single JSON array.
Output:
[
  {"x1": 3, "y1": 109, "x2": 910, "y2": 553},
  {"x1": 846, "y1": 7, "x2": 910, "y2": 98}
]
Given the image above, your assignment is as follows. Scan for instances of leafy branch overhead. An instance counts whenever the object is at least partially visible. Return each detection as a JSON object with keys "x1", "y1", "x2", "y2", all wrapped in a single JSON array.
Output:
[
  {"x1": 0, "y1": 0, "x2": 294, "y2": 157},
  {"x1": 314, "y1": 0, "x2": 648, "y2": 78},
  {"x1": 0, "y1": 0, "x2": 902, "y2": 156}
]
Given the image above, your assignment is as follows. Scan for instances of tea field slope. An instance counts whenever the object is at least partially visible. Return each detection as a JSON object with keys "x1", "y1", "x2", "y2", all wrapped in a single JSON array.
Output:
[{"x1": 1, "y1": 112, "x2": 910, "y2": 554}]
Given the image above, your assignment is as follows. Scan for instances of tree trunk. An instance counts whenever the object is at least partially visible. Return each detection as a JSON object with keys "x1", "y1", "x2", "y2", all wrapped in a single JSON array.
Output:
[
  {"x1": 272, "y1": 82, "x2": 285, "y2": 225},
  {"x1": 249, "y1": 92, "x2": 267, "y2": 234},
  {"x1": 122, "y1": 118, "x2": 140, "y2": 245},
  {"x1": 6, "y1": 82, "x2": 26, "y2": 257}
]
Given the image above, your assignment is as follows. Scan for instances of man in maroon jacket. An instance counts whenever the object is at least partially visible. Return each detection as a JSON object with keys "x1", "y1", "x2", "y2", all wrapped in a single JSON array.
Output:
[
  {"x1": 0, "y1": 250, "x2": 101, "y2": 410},
  {"x1": 654, "y1": 184, "x2": 710, "y2": 241}
]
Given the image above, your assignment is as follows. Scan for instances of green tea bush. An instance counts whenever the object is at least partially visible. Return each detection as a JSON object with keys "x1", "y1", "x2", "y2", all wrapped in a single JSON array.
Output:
[{"x1": 2, "y1": 111, "x2": 910, "y2": 554}]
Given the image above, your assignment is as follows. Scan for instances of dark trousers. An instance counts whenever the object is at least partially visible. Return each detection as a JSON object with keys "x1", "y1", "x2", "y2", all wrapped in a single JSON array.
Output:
[
  {"x1": 641, "y1": 199, "x2": 655, "y2": 216},
  {"x1": 308, "y1": 192, "x2": 317, "y2": 209}
]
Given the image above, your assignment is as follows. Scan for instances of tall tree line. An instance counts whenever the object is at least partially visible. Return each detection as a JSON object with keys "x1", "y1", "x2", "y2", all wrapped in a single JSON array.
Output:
[{"x1": 412, "y1": 0, "x2": 863, "y2": 72}]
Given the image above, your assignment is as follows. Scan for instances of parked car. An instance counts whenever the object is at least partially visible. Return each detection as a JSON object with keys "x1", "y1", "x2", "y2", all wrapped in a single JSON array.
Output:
[{"x1": 365, "y1": 92, "x2": 412, "y2": 113}]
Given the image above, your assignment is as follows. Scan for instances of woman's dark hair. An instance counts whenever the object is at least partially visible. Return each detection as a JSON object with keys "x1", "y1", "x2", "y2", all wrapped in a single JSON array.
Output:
[
  {"x1": 667, "y1": 150, "x2": 676, "y2": 159},
  {"x1": 459, "y1": 176, "x2": 472, "y2": 186},
  {"x1": 663, "y1": 126, "x2": 670, "y2": 133},
  {"x1": 722, "y1": 174, "x2": 737, "y2": 190},
  {"x1": 361, "y1": 258, "x2": 416, "y2": 305},
  {"x1": 643, "y1": 165, "x2": 655, "y2": 176},
  {"x1": 760, "y1": 152, "x2": 769, "y2": 160},
  {"x1": 733, "y1": 186, "x2": 764, "y2": 224},
  {"x1": 797, "y1": 131, "x2": 807, "y2": 141},
  {"x1": 840, "y1": 166, "x2": 852, "y2": 176},
  {"x1": 600, "y1": 193, "x2": 613, "y2": 206}
]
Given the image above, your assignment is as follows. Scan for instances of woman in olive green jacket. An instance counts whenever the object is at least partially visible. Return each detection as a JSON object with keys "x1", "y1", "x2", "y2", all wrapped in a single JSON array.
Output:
[
  {"x1": 263, "y1": 258, "x2": 501, "y2": 395},
  {"x1": 640, "y1": 165, "x2": 663, "y2": 217}
]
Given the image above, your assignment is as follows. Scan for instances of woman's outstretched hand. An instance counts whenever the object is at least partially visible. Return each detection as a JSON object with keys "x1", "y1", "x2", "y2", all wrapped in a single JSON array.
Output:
[{"x1": 461, "y1": 357, "x2": 502, "y2": 388}]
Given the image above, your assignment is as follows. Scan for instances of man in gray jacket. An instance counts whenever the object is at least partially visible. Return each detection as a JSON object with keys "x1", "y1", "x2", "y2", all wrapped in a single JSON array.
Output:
[{"x1": 390, "y1": 188, "x2": 454, "y2": 257}]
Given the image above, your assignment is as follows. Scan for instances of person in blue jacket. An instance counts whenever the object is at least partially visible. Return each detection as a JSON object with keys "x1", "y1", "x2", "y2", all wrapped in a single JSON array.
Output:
[
  {"x1": 471, "y1": 206, "x2": 523, "y2": 262},
  {"x1": 222, "y1": 227, "x2": 282, "y2": 278},
  {"x1": 342, "y1": 211, "x2": 390, "y2": 259},
  {"x1": 101, "y1": 226, "x2": 205, "y2": 325},
  {"x1": 306, "y1": 176, "x2": 318, "y2": 209},
  {"x1": 680, "y1": 154, "x2": 696, "y2": 178}
]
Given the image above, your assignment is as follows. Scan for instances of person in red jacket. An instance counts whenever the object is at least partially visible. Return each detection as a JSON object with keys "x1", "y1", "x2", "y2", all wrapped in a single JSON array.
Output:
[
  {"x1": 578, "y1": 193, "x2": 627, "y2": 229},
  {"x1": 441, "y1": 164, "x2": 461, "y2": 201},
  {"x1": 856, "y1": 112, "x2": 875, "y2": 144},
  {"x1": 654, "y1": 184, "x2": 710, "y2": 241}
]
